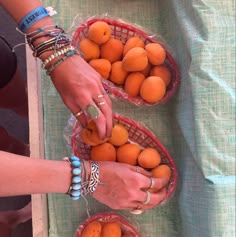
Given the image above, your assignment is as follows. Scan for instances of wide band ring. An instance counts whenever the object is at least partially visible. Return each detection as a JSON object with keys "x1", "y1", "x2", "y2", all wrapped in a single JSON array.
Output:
[
  {"x1": 97, "y1": 94, "x2": 104, "y2": 98},
  {"x1": 86, "y1": 104, "x2": 99, "y2": 120},
  {"x1": 143, "y1": 191, "x2": 151, "y2": 205}
]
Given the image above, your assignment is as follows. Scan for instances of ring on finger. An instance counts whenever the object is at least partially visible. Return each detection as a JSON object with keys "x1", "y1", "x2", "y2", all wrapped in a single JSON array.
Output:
[
  {"x1": 74, "y1": 110, "x2": 83, "y2": 118},
  {"x1": 143, "y1": 191, "x2": 151, "y2": 205},
  {"x1": 97, "y1": 94, "x2": 104, "y2": 98},
  {"x1": 97, "y1": 101, "x2": 106, "y2": 106},
  {"x1": 136, "y1": 166, "x2": 141, "y2": 173},
  {"x1": 130, "y1": 204, "x2": 143, "y2": 215},
  {"x1": 149, "y1": 177, "x2": 155, "y2": 189},
  {"x1": 86, "y1": 104, "x2": 99, "y2": 120}
]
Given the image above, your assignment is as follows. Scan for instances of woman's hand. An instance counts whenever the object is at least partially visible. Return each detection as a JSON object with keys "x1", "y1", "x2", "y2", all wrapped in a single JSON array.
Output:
[
  {"x1": 92, "y1": 161, "x2": 168, "y2": 211},
  {"x1": 49, "y1": 55, "x2": 113, "y2": 139}
]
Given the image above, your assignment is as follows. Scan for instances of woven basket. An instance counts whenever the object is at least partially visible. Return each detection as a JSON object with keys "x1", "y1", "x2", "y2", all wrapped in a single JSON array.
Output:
[
  {"x1": 71, "y1": 113, "x2": 178, "y2": 202},
  {"x1": 75, "y1": 212, "x2": 140, "y2": 237},
  {"x1": 71, "y1": 17, "x2": 180, "y2": 106}
]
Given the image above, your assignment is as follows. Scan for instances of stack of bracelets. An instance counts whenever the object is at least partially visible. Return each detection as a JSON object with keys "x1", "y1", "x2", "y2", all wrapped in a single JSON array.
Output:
[
  {"x1": 17, "y1": 7, "x2": 78, "y2": 75},
  {"x1": 17, "y1": 7, "x2": 99, "y2": 200},
  {"x1": 64, "y1": 156, "x2": 100, "y2": 201}
]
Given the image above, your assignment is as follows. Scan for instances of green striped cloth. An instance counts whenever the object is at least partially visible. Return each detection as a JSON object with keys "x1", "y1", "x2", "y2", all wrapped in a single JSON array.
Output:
[{"x1": 41, "y1": 0, "x2": 235, "y2": 236}]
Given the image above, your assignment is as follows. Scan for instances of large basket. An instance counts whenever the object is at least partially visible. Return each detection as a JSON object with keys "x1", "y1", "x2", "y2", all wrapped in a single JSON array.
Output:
[
  {"x1": 71, "y1": 113, "x2": 178, "y2": 202},
  {"x1": 71, "y1": 17, "x2": 180, "y2": 106},
  {"x1": 75, "y1": 212, "x2": 140, "y2": 237}
]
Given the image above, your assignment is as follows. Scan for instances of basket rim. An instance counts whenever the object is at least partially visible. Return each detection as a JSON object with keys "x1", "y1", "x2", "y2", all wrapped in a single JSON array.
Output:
[
  {"x1": 71, "y1": 113, "x2": 178, "y2": 201},
  {"x1": 71, "y1": 17, "x2": 181, "y2": 106},
  {"x1": 75, "y1": 212, "x2": 140, "y2": 237}
]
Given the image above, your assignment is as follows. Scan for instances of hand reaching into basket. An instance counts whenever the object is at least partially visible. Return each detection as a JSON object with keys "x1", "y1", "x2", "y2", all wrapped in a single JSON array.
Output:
[{"x1": 92, "y1": 161, "x2": 168, "y2": 212}]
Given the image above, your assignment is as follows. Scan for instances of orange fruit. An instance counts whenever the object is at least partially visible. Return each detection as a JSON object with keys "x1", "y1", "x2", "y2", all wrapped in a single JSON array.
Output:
[
  {"x1": 151, "y1": 164, "x2": 172, "y2": 182},
  {"x1": 100, "y1": 221, "x2": 122, "y2": 237},
  {"x1": 79, "y1": 38, "x2": 100, "y2": 61},
  {"x1": 124, "y1": 72, "x2": 145, "y2": 97},
  {"x1": 88, "y1": 21, "x2": 112, "y2": 44},
  {"x1": 150, "y1": 65, "x2": 172, "y2": 87},
  {"x1": 109, "y1": 61, "x2": 129, "y2": 85},
  {"x1": 145, "y1": 43, "x2": 166, "y2": 65},
  {"x1": 81, "y1": 220, "x2": 102, "y2": 237},
  {"x1": 81, "y1": 121, "x2": 108, "y2": 146},
  {"x1": 116, "y1": 143, "x2": 141, "y2": 165},
  {"x1": 101, "y1": 38, "x2": 124, "y2": 63},
  {"x1": 140, "y1": 76, "x2": 166, "y2": 103},
  {"x1": 140, "y1": 62, "x2": 152, "y2": 77},
  {"x1": 89, "y1": 58, "x2": 111, "y2": 79},
  {"x1": 138, "y1": 147, "x2": 161, "y2": 169},
  {"x1": 123, "y1": 36, "x2": 145, "y2": 56},
  {"x1": 91, "y1": 142, "x2": 116, "y2": 161},
  {"x1": 122, "y1": 47, "x2": 148, "y2": 72},
  {"x1": 109, "y1": 123, "x2": 129, "y2": 146}
]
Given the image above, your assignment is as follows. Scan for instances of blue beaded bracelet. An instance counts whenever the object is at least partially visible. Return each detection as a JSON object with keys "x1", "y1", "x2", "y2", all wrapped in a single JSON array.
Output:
[
  {"x1": 18, "y1": 7, "x2": 49, "y2": 33},
  {"x1": 65, "y1": 155, "x2": 82, "y2": 200}
]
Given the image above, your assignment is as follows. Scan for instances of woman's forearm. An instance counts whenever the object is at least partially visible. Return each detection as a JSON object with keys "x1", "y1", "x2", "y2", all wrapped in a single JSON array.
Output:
[{"x1": 0, "y1": 151, "x2": 71, "y2": 196}]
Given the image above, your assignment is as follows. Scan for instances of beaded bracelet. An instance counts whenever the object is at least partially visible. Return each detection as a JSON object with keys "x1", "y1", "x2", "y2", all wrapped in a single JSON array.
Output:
[
  {"x1": 46, "y1": 49, "x2": 77, "y2": 75},
  {"x1": 64, "y1": 156, "x2": 82, "y2": 200},
  {"x1": 41, "y1": 46, "x2": 74, "y2": 69}
]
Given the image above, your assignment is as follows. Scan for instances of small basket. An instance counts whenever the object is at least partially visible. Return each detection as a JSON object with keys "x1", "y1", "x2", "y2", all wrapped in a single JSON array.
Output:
[
  {"x1": 71, "y1": 113, "x2": 178, "y2": 202},
  {"x1": 75, "y1": 212, "x2": 140, "y2": 237},
  {"x1": 71, "y1": 17, "x2": 180, "y2": 106}
]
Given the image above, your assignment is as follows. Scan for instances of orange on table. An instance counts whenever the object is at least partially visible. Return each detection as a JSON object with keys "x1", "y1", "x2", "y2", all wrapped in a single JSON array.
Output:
[
  {"x1": 91, "y1": 142, "x2": 116, "y2": 161},
  {"x1": 81, "y1": 220, "x2": 102, "y2": 237},
  {"x1": 89, "y1": 58, "x2": 111, "y2": 79},
  {"x1": 138, "y1": 147, "x2": 161, "y2": 169},
  {"x1": 101, "y1": 38, "x2": 124, "y2": 63},
  {"x1": 116, "y1": 143, "x2": 141, "y2": 165},
  {"x1": 123, "y1": 36, "x2": 145, "y2": 56},
  {"x1": 109, "y1": 123, "x2": 129, "y2": 146},
  {"x1": 88, "y1": 21, "x2": 112, "y2": 44},
  {"x1": 122, "y1": 47, "x2": 148, "y2": 72},
  {"x1": 151, "y1": 164, "x2": 172, "y2": 182},
  {"x1": 109, "y1": 61, "x2": 129, "y2": 85},
  {"x1": 150, "y1": 65, "x2": 172, "y2": 87},
  {"x1": 145, "y1": 42, "x2": 166, "y2": 65},
  {"x1": 140, "y1": 76, "x2": 166, "y2": 103},
  {"x1": 100, "y1": 221, "x2": 122, "y2": 237},
  {"x1": 79, "y1": 38, "x2": 100, "y2": 61},
  {"x1": 81, "y1": 121, "x2": 108, "y2": 146},
  {"x1": 124, "y1": 72, "x2": 145, "y2": 97}
]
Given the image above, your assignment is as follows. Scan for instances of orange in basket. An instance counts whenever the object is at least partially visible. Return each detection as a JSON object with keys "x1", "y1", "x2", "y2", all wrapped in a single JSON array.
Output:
[
  {"x1": 71, "y1": 113, "x2": 178, "y2": 202},
  {"x1": 72, "y1": 17, "x2": 180, "y2": 106}
]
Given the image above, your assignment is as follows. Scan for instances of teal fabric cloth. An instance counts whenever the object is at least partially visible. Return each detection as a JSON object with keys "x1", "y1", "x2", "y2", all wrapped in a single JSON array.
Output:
[{"x1": 41, "y1": 0, "x2": 236, "y2": 236}]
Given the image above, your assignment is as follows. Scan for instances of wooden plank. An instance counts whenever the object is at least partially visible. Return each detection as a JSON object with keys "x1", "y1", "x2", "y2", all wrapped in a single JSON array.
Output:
[{"x1": 26, "y1": 44, "x2": 48, "y2": 237}]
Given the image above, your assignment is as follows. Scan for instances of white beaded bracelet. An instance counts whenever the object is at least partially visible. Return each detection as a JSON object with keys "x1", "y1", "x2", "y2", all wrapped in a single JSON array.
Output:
[{"x1": 41, "y1": 45, "x2": 75, "y2": 69}]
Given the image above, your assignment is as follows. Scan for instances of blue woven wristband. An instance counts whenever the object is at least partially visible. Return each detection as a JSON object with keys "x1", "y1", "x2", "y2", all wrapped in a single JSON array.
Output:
[{"x1": 18, "y1": 7, "x2": 49, "y2": 33}]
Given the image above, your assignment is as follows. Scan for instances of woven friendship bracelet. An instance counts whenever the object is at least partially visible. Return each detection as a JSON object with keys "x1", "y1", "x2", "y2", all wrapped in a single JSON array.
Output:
[
  {"x1": 64, "y1": 156, "x2": 82, "y2": 201},
  {"x1": 18, "y1": 7, "x2": 49, "y2": 33},
  {"x1": 41, "y1": 46, "x2": 74, "y2": 69}
]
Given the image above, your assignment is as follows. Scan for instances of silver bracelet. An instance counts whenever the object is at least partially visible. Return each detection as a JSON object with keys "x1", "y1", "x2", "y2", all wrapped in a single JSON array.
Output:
[{"x1": 86, "y1": 161, "x2": 100, "y2": 195}]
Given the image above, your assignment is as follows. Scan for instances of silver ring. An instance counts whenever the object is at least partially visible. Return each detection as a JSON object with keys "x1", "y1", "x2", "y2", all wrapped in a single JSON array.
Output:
[
  {"x1": 97, "y1": 101, "x2": 106, "y2": 106},
  {"x1": 143, "y1": 191, "x2": 151, "y2": 205},
  {"x1": 74, "y1": 110, "x2": 83, "y2": 118},
  {"x1": 130, "y1": 205, "x2": 143, "y2": 215},
  {"x1": 149, "y1": 177, "x2": 155, "y2": 189},
  {"x1": 97, "y1": 94, "x2": 104, "y2": 98},
  {"x1": 136, "y1": 166, "x2": 141, "y2": 173},
  {"x1": 86, "y1": 104, "x2": 99, "y2": 120}
]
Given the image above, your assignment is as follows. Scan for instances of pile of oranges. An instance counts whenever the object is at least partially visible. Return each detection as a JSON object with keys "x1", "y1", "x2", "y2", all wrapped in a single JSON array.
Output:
[
  {"x1": 78, "y1": 20, "x2": 172, "y2": 104},
  {"x1": 80, "y1": 120, "x2": 172, "y2": 187}
]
